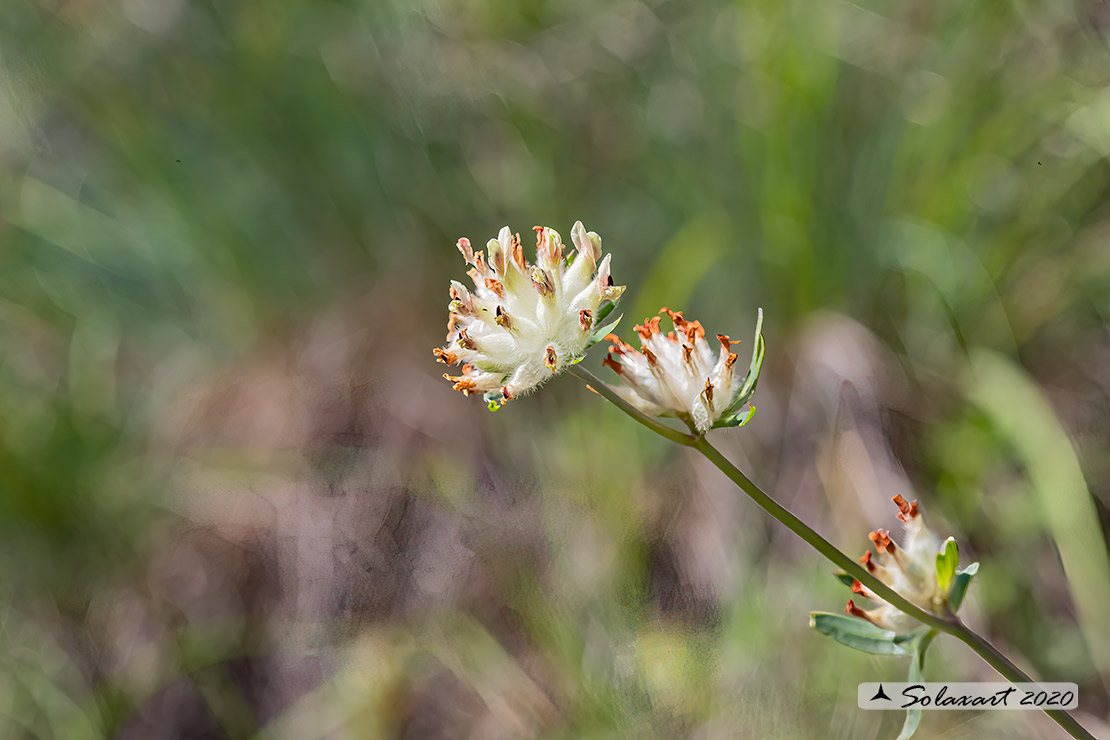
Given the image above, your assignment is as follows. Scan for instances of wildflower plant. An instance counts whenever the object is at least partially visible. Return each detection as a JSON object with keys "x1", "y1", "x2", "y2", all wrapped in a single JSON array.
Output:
[{"x1": 432, "y1": 223, "x2": 1095, "y2": 740}]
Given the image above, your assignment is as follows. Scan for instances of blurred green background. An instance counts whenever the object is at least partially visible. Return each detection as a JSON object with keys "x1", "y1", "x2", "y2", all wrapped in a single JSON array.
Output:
[{"x1": 2, "y1": 0, "x2": 1110, "y2": 737}]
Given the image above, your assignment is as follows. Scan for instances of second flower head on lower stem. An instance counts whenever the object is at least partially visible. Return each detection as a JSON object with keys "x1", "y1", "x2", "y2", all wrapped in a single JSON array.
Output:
[
  {"x1": 602, "y1": 307, "x2": 765, "y2": 433},
  {"x1": 844, "y1": 495, "x2": 979, "y2": 632}
]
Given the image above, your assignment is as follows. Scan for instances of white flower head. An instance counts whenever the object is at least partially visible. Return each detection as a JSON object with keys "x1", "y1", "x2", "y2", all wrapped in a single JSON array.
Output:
[
  {"x1": 846, "y1": 496, "x2": 972, "y2": 633},
  {"x1": 435, "y1": 222, "x2": 625, "y2": 408},
  {"x1": 603, "y1": 307, "x2": 765, "y2": 433}
]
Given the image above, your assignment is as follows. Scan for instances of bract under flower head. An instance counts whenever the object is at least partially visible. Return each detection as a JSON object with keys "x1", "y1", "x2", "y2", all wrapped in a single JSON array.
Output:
[
  {"x1": 846, "y1": 496, "x2": 961, "y2": 633},
  {"x1": 435, "y1": 222, "x2": 625, "y2": 408},
  {"x1": 603, "y1": 307, "x2": 764, "y2": 433}
]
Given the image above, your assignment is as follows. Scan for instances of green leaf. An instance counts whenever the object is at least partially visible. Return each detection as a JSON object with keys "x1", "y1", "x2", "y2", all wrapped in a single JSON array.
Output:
[
  {"x1": 935, "y1": 537, "x2": 958, "y2": 593},
  {"x1": 593, "y1": 299, "x2": 616, "y2": 327},
  {"x1": 585, "y1": 311, "x2": 623, "y2": 349},
  {"x1": 947, "y1": 562, "x2": 979, "y2": 612},
  {"x1": 834, "y1": 572, "x2": 856, "y2": 589},
  {"x1": 720, "y1": 308, "x2": 765, "y2": 419},
  {"x1": 896, "y1": 631, "x2": 936, "y2": 740},
  {"x1": 713, "y1": 403, "x2": 756, "y2": 429},
  {"x1": 809, "y1": 612, "x2": 910, "y2": 656},
  {"x1": 484, "y1": 392, "x2": 506, "y2": 412}
]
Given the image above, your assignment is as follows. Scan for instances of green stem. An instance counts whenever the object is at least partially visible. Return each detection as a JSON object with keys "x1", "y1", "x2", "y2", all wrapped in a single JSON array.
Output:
[
  {"x1": 567, "y1": 365, "x2": 696, "y2": 447},
  {"x1": 576, "y1": 371, "x2": 1096, "y2": 740},
  {"x1": 946, "y1": 624, "x2": 1094, "y2": 739},
  {"x1": 690, "y1": 436, "x2": 957, "y2": 634},
  {"x1": 692, "y1": 436, "x2": 1094, "y2": 740}
]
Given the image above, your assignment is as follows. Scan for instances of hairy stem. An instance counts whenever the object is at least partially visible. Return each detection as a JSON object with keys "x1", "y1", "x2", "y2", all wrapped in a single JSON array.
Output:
[
  {"x1": 576, "y1": 371, "x2": 1096, "y2": 740},
  {"x1": 567, "y1": 365, "x2": 696, "y2": 447}
]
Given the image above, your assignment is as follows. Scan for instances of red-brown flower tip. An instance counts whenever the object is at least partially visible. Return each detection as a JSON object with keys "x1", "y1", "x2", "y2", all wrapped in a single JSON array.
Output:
[
  {"x1": 659, "y1": 307, "x2": 705, "y2": 343},
  {"x1": 724, "y1": 352, "x2": 739, "y2": 368},
  {"x1": 603, "y1": 355, "x2": 624, "y2": 375},
  {"x1": 703, "y1": 378, "x2": 714, "y2": 403},
  {"x1": 433, "y1": 348, "x2": 458, "y2": 365},
  {"x1": 544, "y1": 345, "x2": 557, "y2": 370},
  {"x1": 682, "y1": 344, "x2": 693, "y2": 364},
  {"x1": 511, "y1": 234, "x2": 526, "y2": 270},
  {"x1": 860, "y1": 550, "x2": 876, "y2": 572},
  {"x1": 850, "y1": 580, "x2": 866, "y2": 595},
  {"x1": 443, "y1": 373, "x2": 479, "y2": 395},
  {"x1": 643, "y1": 346, "x2": 658, "y2": 366},
  {"x1": 869, "y1": 529, "x2": 896, "y2": 554},
  {"x1": 717, "y1": 334, "x2": 732, "y2": 352},
  {"x1": 495, "y1": 305, "x2": 512, "y2": 331},
  {"x1": 485, "y1": 278, "x2": 505, "y2": 299},
  {"x1": 532, "y1": 225, "x2": 545, "y2": 245},
  {"x1": 892, "y1": 494, "x2": 919, "y2": 522},
  {"x1": 579, "y1": 309, "x2": 593, "y2": 331},
  {"x1": 846, "y1": 599, "x2": 869, "y2": 620},
  {"x1": 606, "y1": 334, "x2": 634, "y2": 355},
  {"x1": 635, "y1": 316, "x2": 662, "y2": 342},
  {"x1": 501, "y1": 385, "x2": 515, "y2": 401}
]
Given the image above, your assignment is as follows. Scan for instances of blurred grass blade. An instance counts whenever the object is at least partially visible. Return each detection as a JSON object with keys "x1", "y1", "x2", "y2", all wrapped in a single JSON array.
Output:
[
  {"x1": 6, "y1": 176, "x2": 127, "y2": 267},
  {"x1": 967, "y1": 350, "x2": 1110, "y2": 684},
  {"x1": 630, "y1": 212, "x2": 725, "y2": 324}
]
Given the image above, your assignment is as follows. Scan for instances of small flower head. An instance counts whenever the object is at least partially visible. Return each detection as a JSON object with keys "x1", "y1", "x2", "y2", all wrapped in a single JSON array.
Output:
[
  {"x1": 435, "y1": 222, "x2": 625, "y2": 408},
  {"x1": 845, "y1": 495, "x2": 975, "y2": 633},
  {"x1": 603, "y1": 307, "x2": 764, "y2": 432}
]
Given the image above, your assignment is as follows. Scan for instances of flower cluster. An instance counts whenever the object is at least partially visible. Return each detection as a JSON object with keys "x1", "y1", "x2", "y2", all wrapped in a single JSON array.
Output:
[
  {"x1": 434, "y1": 223, "x2": 625, "y2": 408},
  {"x1": 845, "y1": 495, "x2": 973, "y2": 633},
  {"x1": 602, "y1": 308, "x2": 764, "y2": 433}
]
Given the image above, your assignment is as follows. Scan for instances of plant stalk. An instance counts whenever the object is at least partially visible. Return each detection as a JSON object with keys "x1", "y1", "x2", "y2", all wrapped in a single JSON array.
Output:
[
  {"x1": 573, "y1": 366, "x2": 1096, "y2": 740},
  {"x1": 567, "y1": 365, "x2": 696, "y2": 447}
]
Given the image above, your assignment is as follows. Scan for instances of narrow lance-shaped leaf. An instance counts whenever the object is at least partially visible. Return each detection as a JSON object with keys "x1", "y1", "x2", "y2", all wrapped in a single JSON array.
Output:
[
  {"x1": 718, "y1": 308, "x2": 765, "y2": 423},
  {"x1": 809, "y1": 612, "x2": 911, "y2": 656},
  {"x1": 714, "y1": 404, "x2": 756, "y2": 429},
  {"x1": 585, "y1": 307, "x2": 622, "y2": 349},
  {"x1": 592, "y1": 299, "x2": 616, "y2": 328},
  {"x1": 947, "y1": 562, "x2": 979, "y2": 612}
]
